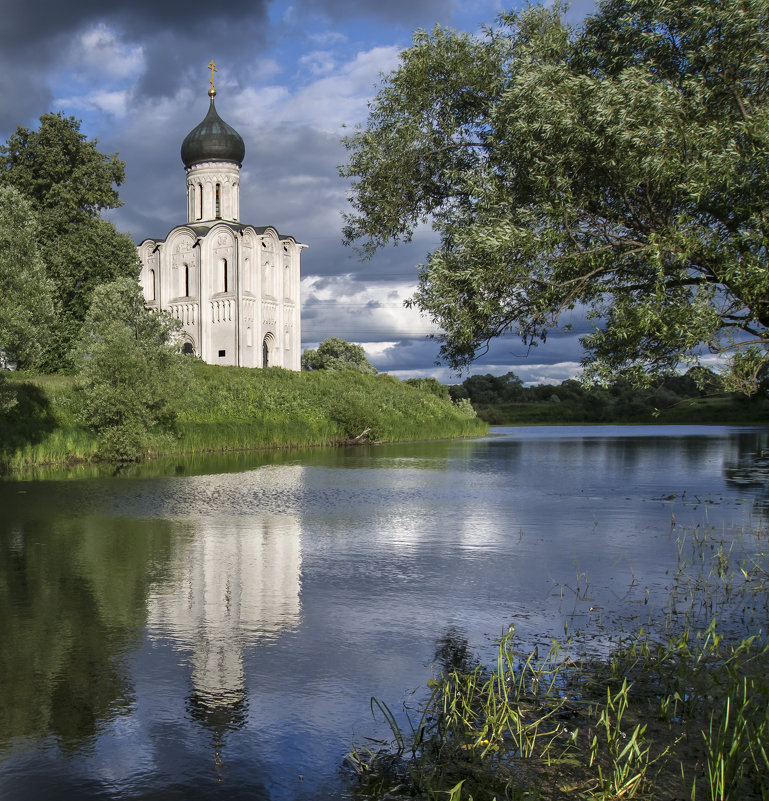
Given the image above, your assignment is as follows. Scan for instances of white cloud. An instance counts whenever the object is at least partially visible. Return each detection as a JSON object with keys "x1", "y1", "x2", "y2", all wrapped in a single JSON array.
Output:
[
  {"x1": 68, "y1": 23, "x2": 145, "y2": 81},
  {"x1": 359, "y1": 341, "x2": 398, "y2": 358},
  {"x1": 54, "y1": 88, "x2": 134, "y2": 117},
  {"x1": 298, "y1": 50, "x2": 338, "y2": 76},
  {"x1": 307, "y1": 30, "x2": 348, "y2": 46},
  {"x1": 233, "y1": 44, "x2": 400, "y2": 132},
  {"x1": 301, "y1": 275, "x2": 439, "y2": 344}
]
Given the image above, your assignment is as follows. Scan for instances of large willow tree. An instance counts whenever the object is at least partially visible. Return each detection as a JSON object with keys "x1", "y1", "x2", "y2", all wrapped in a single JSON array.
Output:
[{"x1": 341, "y1": 0, "x2": 769, "y2": 391}]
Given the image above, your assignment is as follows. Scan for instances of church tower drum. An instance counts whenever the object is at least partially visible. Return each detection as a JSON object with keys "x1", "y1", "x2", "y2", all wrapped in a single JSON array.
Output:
[{"x1": 181, "y1": 77, "x2": 244, "y2": 224}]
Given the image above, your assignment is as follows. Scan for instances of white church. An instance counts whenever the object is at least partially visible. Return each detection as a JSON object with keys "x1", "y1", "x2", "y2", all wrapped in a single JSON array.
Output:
[{"x1": 137, "y1": 68, "x2": 304, "y2": 369}]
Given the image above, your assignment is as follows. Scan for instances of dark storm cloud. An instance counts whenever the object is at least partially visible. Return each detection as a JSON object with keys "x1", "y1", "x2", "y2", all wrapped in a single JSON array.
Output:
[
  {"x1": 1, "y1": 0, "x2": 266, "y2": 47},
  {"x1": 0, "y1": 0, "x2": 269, "y2": 131},
  {"x1": 295, "y1": 0, "x2": 598, "y2": 30},
  {"x1": 292, "y1": 0, "x2": 455, "y2": 26}
]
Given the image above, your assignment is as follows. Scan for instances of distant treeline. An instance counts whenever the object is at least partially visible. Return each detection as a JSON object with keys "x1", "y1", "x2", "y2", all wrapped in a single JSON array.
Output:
[{"x1": 447, "y1": 368, "x2": 769, "y2": 425}]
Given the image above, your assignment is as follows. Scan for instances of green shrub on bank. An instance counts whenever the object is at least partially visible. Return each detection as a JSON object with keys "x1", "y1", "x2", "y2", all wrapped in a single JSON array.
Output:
[
  {"x1": 0, "y1": 361, "x2": 486, "y2": 472},
  {"x1": 174, "y1": 362, "x2": 484, "y2": 443}
]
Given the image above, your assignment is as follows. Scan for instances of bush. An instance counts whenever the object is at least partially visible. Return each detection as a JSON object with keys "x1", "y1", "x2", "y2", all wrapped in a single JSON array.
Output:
[
  {"x1": 301, "y1": 337, "x2": 377, "y2": 374},
  {"x1": 71, "y1": 278, "x2": 185, "y2": 460}
]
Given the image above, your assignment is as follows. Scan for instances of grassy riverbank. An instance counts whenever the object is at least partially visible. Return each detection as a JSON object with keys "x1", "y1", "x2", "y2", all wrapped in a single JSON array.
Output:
[
  {"x1": 347, "y1": 523, "x2": 769, "y2": 800},
  {"x1": 0, "y1": 362, "x2": 485, "y2": 472}
]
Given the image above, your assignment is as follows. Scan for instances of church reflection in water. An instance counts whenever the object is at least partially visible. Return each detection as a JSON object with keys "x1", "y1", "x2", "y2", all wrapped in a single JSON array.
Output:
[{"x1": 146, "y1": 512, "x2": 302, "y2": 741}]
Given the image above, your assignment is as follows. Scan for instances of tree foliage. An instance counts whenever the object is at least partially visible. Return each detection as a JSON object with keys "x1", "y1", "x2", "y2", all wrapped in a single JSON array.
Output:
[
  {"x1": 302, "y1": 337, "x2": 377, "y2": 374},
  {"x1": 72, "y1": 278, "x2": 184, "y2": 460},
  {"x1": 0, "y1": 113, "x2": 139, "y2": 370},
  {"x1": 405, "y1": 376, "x2": 451, "y2": 400},
  {"x1": 0, "y1": 186, "x2": 54, "y2": 369},
  {"x1": 341, "y1": 0, "x2": 769, "y2": 389}
]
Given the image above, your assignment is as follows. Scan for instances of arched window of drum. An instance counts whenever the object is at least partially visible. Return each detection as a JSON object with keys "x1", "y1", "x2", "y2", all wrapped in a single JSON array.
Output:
[
  {"x1": 215, "y1": 183, "x2": 221, "y2": 218},
  {"x1": 198, "y1": 184, "x2": 203, "y2": 219},
  {"x1": 149, "y1": 269, "x2": 156, "y2": 301}
]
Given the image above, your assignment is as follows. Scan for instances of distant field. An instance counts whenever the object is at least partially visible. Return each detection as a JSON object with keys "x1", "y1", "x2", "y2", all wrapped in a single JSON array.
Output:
[{"x1": 473, "y1": 396, "x2": 769, "y2": 426}]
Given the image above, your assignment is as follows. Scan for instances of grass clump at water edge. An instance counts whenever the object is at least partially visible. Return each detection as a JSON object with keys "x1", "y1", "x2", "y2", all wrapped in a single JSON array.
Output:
[{"x1": 345, "y1": 523, "x2": 769, "y2": 801}]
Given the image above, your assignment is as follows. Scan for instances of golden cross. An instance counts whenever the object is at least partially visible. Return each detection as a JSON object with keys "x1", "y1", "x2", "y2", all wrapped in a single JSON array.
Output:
[{"x1": 208, "y1": 60, "x2": 218, "y2": 92}]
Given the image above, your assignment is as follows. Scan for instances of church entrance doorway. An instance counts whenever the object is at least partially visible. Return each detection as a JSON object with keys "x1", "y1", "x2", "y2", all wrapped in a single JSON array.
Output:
[{"x1": 262, "y1": 338, "x2": 269, "y2": 367}]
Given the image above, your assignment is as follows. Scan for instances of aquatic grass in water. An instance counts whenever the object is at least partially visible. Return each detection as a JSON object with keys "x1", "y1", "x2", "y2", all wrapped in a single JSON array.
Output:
[{"x1": 346, "y1": 522, "x2": 769, "y2": 800}]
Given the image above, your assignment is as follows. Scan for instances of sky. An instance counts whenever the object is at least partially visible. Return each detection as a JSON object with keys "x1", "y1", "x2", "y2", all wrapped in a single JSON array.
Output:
[{"x1": 0, "y1": 0, "x2": 600, "y2": 385}]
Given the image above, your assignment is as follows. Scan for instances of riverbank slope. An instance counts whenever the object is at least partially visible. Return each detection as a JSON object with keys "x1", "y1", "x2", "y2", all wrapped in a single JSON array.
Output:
[{"x1": 0, "y1": 362, "x2": 485, "y2": 472}]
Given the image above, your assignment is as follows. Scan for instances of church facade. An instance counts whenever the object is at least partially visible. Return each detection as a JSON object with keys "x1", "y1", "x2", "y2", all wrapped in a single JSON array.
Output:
[{"x1": 137, "y1": 78, "x2": 304, "y2": 369}]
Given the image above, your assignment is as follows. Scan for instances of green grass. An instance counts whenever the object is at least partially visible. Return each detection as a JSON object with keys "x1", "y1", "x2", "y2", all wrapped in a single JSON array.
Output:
[
  {"x1": 346, "y1": 522, "x2": 769, "y2": 800},
  {"x1": 0, "y1": 363, "x2": 486, "y2": 472}
]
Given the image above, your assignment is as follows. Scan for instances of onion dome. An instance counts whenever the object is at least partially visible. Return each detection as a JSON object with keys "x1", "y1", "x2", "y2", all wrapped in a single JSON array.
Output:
[{"x1": 181, "y1": 89, "x2": 245, "y2": 168}]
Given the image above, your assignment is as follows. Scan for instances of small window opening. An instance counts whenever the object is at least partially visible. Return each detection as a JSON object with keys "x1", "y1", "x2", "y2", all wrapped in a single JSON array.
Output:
[{"x1": 218, "y1": 349, "x2": 226, "y2": 358}]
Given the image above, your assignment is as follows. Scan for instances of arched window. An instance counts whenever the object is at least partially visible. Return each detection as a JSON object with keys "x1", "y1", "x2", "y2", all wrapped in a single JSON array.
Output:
[
  {"x1": 184, "y1": 265, "x2": 190, "y2": 297},
  {"x1": 215, "y1": 183, "x2": 221, "y2": 218},
  {"x1": 148, "y1": 269, "x2": 156, "y2": 301},
  {"x1": 222, "y1": 258, "x2": 228, "y2": 293},
  {"x1": 198, "y1": 184, "x2": 203, "y2": 220},
  {"x1": 262, "y1": 338, "x2": 269, "y2": 367}
]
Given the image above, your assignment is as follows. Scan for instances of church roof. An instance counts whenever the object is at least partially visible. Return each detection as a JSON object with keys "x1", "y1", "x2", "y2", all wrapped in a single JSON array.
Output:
[
  {"x1": 181, "y1": 93, "x2": 245, "y2": 168},
  {"x1": 139, "y1": 221, "x2": 303, "y2": 246}
]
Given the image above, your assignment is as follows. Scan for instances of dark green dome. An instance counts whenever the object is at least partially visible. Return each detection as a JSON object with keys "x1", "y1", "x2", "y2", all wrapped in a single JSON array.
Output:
[{"x1": 181, "y1": 96, "x2": 245, "y2": 168}]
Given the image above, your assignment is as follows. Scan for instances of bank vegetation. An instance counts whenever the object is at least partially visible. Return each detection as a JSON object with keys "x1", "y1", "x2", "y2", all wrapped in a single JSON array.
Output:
[
  {"x1": 0, "y1": 362, "x2": 484, "y2": 474},
  {"x1": 347, "y1": 521, "x2": 769, "y2": 800},
  {"x1": 450, "y1": 370, "x2": 769, "y2": 426}
]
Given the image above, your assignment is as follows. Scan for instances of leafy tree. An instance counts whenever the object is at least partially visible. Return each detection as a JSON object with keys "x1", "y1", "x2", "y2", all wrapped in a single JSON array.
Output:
[
  {"x1": 0, "y1": 186, "x2": 54, "y2": 369},
  {"x1": 0, "y1": 113, "x2": 139, "y2": 369},
  {"x1": 341, "y1": 0, "x2": 769, "y2": 388},
  {"x1": 448, "y1": 384, "x2": 469, "y2": 402},
  {"x1": 301, "y1": 337, "x2": 377, "y2": 374},
  {"x1": 71, "y1": 278, "x2": 184, "y2": 460},
  {"x1": 405, "y1": 376, "x2": 450, "y2": 400},
  {"x1": 462, "y1": 372, "x2": 524, "y2": 404}
]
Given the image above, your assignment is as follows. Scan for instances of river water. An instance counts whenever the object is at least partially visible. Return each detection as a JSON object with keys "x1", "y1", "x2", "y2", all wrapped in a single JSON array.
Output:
[{"x1": 0, "y1": 425, "x2": 767, "y2": 800}]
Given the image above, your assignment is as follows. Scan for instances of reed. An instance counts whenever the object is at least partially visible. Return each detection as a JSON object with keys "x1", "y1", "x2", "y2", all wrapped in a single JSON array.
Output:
[{"x1": 346, "y1": 521, "x2": 769, "y2": 800}]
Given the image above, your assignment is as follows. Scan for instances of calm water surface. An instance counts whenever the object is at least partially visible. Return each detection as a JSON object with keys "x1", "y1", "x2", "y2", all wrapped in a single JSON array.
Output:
[{"x1": 0, "y1": 425, "x2": 767, "y2": 800}]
